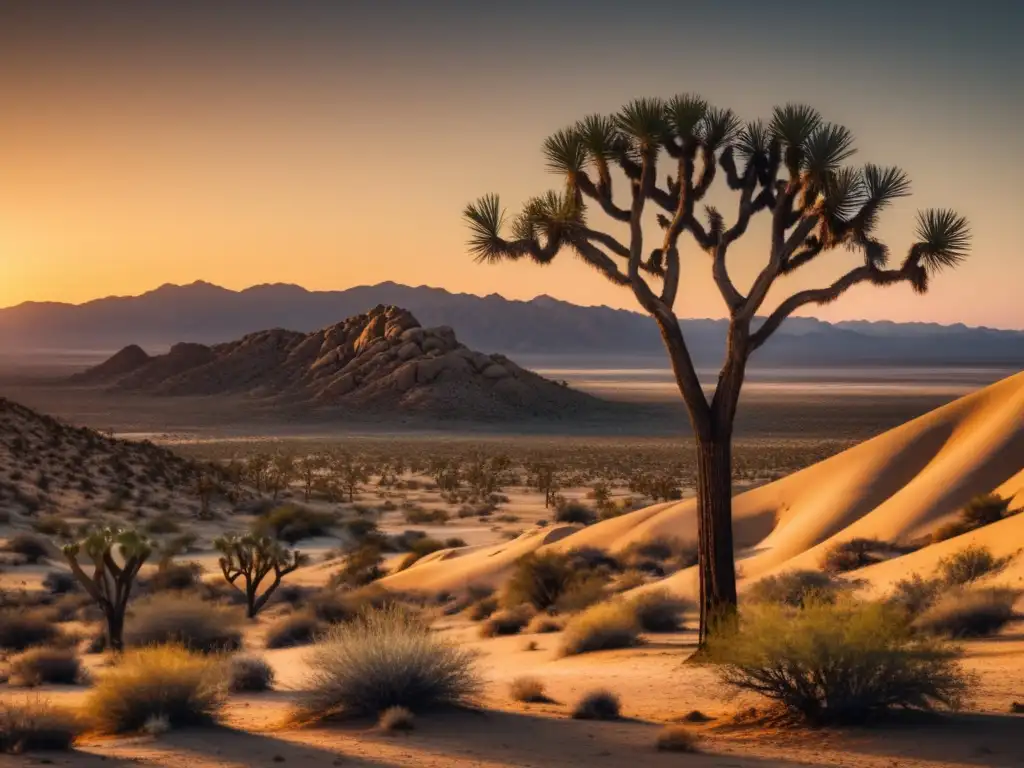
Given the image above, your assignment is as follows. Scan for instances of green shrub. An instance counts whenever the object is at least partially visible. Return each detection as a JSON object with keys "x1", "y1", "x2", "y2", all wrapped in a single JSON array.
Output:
[
  {"x1": 914, "y1": 588, "x2": 1018, "y2": 638},
  {"x1": 629, "y1": 588, "x2": 690, "y2": 632},
  {"x1": 298, "y1": 605, "x2": 481, "y2": 720},
  {"x1": 708, "y1": 599, "x2": 972, "y2": 724},
  {"x1": 265, "y1": 613, "x2": 325, "y2": 649},
  {"x1": 571, "y1": 689, "x2": 620, "y2": 720},
  {"x1": 937, "y1": 545, "x2": 1011, "y2": 587},
  {"x1": 228, "y1": 655, "x2": 275, "y2": 693},
  {"x1": 560, "y1": 602, "x2": 641, "y2": 656},
  {"x1": 0, "y1": 698, "x2": 80, "y2": 753},
  {"x1": 6, "y1": 648, "x2": 84, "y2": 687},
  {"x1": 746, "y1": 569, "x2": 847, "y2": 607},
  {"x1": 86, "y1": 645, "x2": 226, "y2": 734},
  {"x1": 887, "y1": 574, "x2": 943, "y2": 618},
  {"x1": 125, "y1": 595, "x2": 243, "y2": 653}
]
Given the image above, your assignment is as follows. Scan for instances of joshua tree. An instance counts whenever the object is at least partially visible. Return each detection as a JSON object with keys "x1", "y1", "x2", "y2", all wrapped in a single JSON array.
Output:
[
  {"x1": 62, "y1": 527, "x2": 152, "y2": 651},
  {"x1": 334, "y1": 454, "x2": 370, "y2": 502},
  {"x1": 297, "y1": 453, "x2": 327, "y2": 502},
  {"x1": 464, "y1": 97, "x2": 970, "y2": 642},
  {"x1": 214, "y1": 534, "x2": 305, "y2": 618}
]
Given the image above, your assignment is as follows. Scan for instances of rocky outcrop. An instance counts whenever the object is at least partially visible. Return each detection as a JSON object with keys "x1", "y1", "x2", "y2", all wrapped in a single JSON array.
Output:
[{"x1": 74, "y1": 305, "x2": 605, "y2": 421}]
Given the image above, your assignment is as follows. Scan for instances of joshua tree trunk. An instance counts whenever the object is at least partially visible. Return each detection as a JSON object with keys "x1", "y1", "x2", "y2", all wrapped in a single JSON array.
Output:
[
  {"x1": 105, "y1": 609, "x2": 125, "y2": 653},
  {"x1": 695, "y1": 425, "x2": 737, "y2": 644}
]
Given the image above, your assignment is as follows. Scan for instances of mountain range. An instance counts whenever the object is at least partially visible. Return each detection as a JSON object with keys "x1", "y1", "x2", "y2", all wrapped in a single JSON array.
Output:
[{"x1": 2, "y1": 281, "x2": 1022, "y2": 367}]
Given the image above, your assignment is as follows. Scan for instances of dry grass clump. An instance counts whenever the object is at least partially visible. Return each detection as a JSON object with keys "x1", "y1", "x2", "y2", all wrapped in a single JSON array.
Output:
[
  {"x1": 228, "y1": 655, "x2": 275, "y2": 693},
  {"x1": 525, "y1": 613, "x2": 564, "y2": 634},
  {"x1": 378, "y1": 705, "x2": 415, "y2": 731},
  {"x1": 6, "y1": 648, "x2": 84, "y2": 687},
  {"x1": 0, "y1": 610, "x2": 60, "y2": 652},
  {"x1": 298, "y1": 605, "x2": 480, "y2": 720},
  {"x1": 265, "y1": 612, "x2": 326, "y2": 649},
  {"x1": 655, "y1": 725, "x2": 699, "y2": 753},
  {"x1": 560, "y1": 602, "x2": 640, "y2": 656},
  {"x1": 125, "y1": 595, "x2": 243, "y2": 653},
  {"x1": 937, "y1": 545, "x2": 1011, "y2": 587},
  {"x1": 628, "y1": 588, "x2": 690, "y2": 632},
  {"x1": 913, "y1": 588, "x2": 1018, "y2": 638},
  {"x1": 310, "y1": 585, "x2": 392, "y2": 624},
  {"x1": 745, "y1": 569, "x2": 847, "y2": 608},
  {"x1": 571, "y1": 689, "x2": 621, "y2": 720},
  {"x1": 620, "y1": 536, "x2": 698, "y2": 575},
  {"x1": 479, "y1": 605, "x2": 534, "y2": 638},
  {"x1": 708, "y1": 599, "x2": 972, "y2": 724},
  {"x1": 509, "y1": 676, "x2": 553, "y2": 703},
  {"x1": 86, "y1": 645, "x2": 226, "y2": 734},
  {"x1": 0, "y1": 698, "x2": 81, "y2": 753},
  {"x1": 466, "y1": 595, "x2": 499, "y2": 621}
]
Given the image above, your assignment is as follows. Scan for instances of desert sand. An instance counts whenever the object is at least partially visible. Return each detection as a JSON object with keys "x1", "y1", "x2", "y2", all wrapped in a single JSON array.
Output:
[{"x1": 1, "y1": 372, "x2": 1023, "y2": 767}]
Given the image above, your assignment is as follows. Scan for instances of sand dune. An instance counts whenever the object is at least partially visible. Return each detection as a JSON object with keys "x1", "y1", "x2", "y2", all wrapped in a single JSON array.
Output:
[{"x1": 382, "y1": 370, "x2": 1024, "y2": 597}]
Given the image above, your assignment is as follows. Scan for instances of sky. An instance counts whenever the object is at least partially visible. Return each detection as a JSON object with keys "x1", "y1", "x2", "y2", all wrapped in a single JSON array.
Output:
[{"x1": 1, "y1": 1, "x2": 1022, "y2": 329}]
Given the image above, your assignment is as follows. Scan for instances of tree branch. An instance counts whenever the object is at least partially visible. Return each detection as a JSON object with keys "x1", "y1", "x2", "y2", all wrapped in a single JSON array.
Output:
[{"x1": 750, "y1": 265, "x2": 907, "y2": 350}]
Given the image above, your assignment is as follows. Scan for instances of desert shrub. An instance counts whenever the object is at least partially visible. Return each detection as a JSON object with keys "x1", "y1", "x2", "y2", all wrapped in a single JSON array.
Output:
[
  {"x1": 554, "y1": 501, "x2": 597, "y2": 526},
  {"x1": 746, "y1": 569, "x2": 847, "y2": 608},
  {"x1": 937, "y1": 545, "x2": 1011, "y2": 587},
  {"x1": 253, "y1": 504, "x2": 336, "y2": 544},
  {"x1": 144, "y1": 561, "x2": 204, "y2": 592},
  {"x1": 553, "y1": 573, "x2": 609, "y2": 614},
  {"x1": 298, "y1": 605, "x2": 480, "y2": 719},
  {"x1": 503, "y1": 552, "x2": 576, "y2": 611},
  {"x1": 933, "y1": 494, "x2": 1014, "y2": 542},
  {"x1": 143, "y1": 513, "x2": 182, "y2": 535},
  {"x1": 42, "y1": 571, "x2": 78, "y2": 595},
  {"x1": 0, "y1": 610, "x2": 59, "y2": 652},
  {"x1": 125, "y1": 595, "x2": 243, "y2": 653},
  {"x1": 887, "y1": 574, "x2": 943, "y2": 618},
  {"x1": 467, "y1": 596, "x2": 499, "y2": 621},
  {"x1": 571, "y1": 689, "x2": 620, "y2": 720},
  {"x1": 378, "y1": 705, "x2": 415, "y2": 731},
  {"x1": 822, "y1": 538, "x2": 901, "y2": 573},
  {"x1": 509, "y1": 676, "x2": 552, "y2": 703},
  {"x1": 480, "y1": 605, "x2": 534, "y2": 638},
  {"x1": 656, "y1": 725, "x2": 699, "y2": 752},
  {"x1": 3, "y1": 534, "x2": 49, "y2": 564},
  {"x1": 310, "y1": 585, "x2": 392, "y2": 624},
  {"x1": 914, "y1": 588, "x2": 1018, "y2": 638},
  {"x1": 629, "y1": 588, "x2": 690, "y2": 632},
  {"x1": 330, "y1": 544, "x2": 385, "y2": 588},
  {"x1": 525, "y1": 613, "x2": 564, "y2": 634},
  {"x1": 404, "y1": 508, "x2": 450, "y2": 525},
  {"x1": 708, "y1": 599, "x2": 972, "y2": 724},
  {"x1": 0, "y1": 698, "x2": 80, "y2": 753},
  {"x1": 566, "y1": 546, "x2": 621, "y2": 573},
  {"x1": 265, "y1": 613, "x2": 325, "y2": 649},
  {"x1": 87, "y1": 645, "x2": 226, "y2": 734},
  {"x1": 560, "y1": 602, "x2": 640, "y2": 656},
  {"x1": 6, "y1": 648, "x2": 83, "y2": 687},
  {"x1": 228, "y1": 655, "x2": 275, "y2": 692},
  {"x1": 620, "y1": 536, "x2": 697, "y2": 574}
]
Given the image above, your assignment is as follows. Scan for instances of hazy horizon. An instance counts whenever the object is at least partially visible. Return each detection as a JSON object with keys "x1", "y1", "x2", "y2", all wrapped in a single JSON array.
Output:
[
  {"x1": 2, "y1": 1, "x2": 1023, "y2": 329},
  {"x1": 2, "y1": 277, "x2": 1024, "y2": 333}
]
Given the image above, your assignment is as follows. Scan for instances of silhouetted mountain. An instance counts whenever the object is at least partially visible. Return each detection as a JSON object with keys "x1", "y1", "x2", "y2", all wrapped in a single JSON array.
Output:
[{"x1": 2, "y1": 281, "x2": 1022, "y2": 367}]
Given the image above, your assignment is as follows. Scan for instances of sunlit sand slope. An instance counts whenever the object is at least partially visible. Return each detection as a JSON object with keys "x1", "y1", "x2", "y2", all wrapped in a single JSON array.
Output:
[{"x1": 381, "y1": 371, "x2": 1024, "y2": 596}]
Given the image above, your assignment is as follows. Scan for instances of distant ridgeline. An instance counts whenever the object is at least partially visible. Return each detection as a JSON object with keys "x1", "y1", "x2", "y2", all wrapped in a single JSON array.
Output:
[{"x1": 3, "y1": 281, "x2": 1023, "y2": 365}]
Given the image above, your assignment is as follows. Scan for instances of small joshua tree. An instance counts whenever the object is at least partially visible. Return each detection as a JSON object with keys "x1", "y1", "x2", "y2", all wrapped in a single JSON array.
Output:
[
  {"x1": 215, "y1": 534, "x2": 305, "y2": 618},
  {"x1": 63, "y1": 527, "x2": 152, "y2": 652},
  {"x1": 465, "y1": 97, "x2": 970, "y2": 643}
]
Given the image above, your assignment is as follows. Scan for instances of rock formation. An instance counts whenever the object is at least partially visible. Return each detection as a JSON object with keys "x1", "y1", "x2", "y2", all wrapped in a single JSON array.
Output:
[{"x1": 75, "y1": 306, "x2": 606, "y2": 421}]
